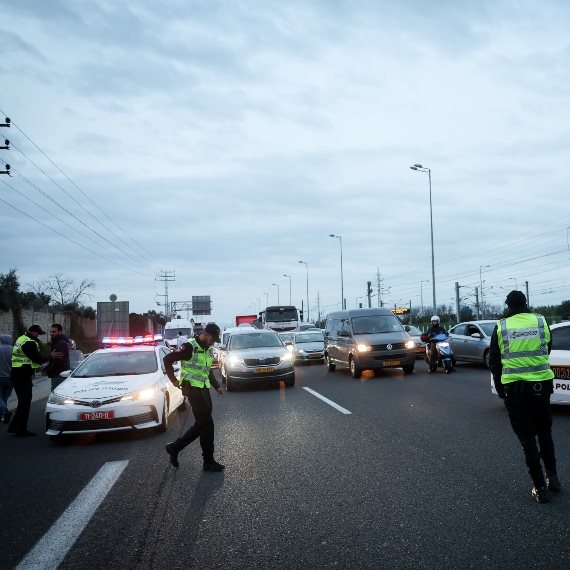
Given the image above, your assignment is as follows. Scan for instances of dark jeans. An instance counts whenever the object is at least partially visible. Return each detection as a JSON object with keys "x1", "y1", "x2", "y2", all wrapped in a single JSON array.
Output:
[
  {"x1": 171, "y1": 385, "x2": 215, "y2": 462},
  {"x1": 504, "y1": 392, "x2": 557, "y2": 487},
  {"x1": 9, "y1": 367, "x2": 34, "y2": 434},
  {"x1": 0, "y1": 376, "x2": 13, "y2": 416}
]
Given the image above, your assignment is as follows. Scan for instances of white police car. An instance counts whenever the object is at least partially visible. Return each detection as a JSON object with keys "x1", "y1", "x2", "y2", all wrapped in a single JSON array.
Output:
[
  {"x1": 491, "y1": 321, "x2": 570, "y2": 405},
  {"x1": 45, "y1": 335, "x2": 186, "y2": 436}
]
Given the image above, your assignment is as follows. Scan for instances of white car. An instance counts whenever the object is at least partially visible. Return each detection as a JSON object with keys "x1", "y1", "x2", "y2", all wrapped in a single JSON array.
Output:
[
  {"x1": 45, "y1": 336, "x2": 186, "y2": 436},
  {"x1": 490, "y1": 321, "x2": 570, "y2": 405}
]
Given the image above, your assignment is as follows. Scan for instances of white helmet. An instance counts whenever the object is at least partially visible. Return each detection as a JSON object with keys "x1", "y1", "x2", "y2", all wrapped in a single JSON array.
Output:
[
  {"x1": 68, "y1": 338, "x2": 76, "y2": 350},
  {"x1": 430, "y1": 315, "x2": 440, "y2": 325}
]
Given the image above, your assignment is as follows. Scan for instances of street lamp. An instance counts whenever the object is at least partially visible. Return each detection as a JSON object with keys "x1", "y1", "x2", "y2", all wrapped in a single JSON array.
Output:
[
  {"x1": 479, "y1": 265, "x2": 490, "y2": 319},
  {"x1": 256, "y1": 298, "x2": 261, "y2": 313},
  {"x1": 283, "y1": 274, "x2": 292, "y2": 305},
  {"x1": 420, "y1": 280, "x2": 429, "y2": 314},
  {"x1": 508, "y1": 277, "x2": 518, "y2": 290},
  {"x1": 410, "y1": 164, "x2": 436, "y2": 314},
  {"x1": 329, "y1": 234, "x2": 345, "y2": 309},
  {"x1": 272, "y1": 283, "x2": 280, "y2": 304},
  {"x1": 298, "y1": 260, "x2": 309, "y2": 322},
  {"x1": 263, "y1": 291, "x2": 269, "y2": 307}
]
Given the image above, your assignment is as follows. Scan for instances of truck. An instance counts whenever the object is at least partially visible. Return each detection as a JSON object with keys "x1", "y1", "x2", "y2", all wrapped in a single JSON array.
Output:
[
  {"x1": 163, "y1": 318, "x2": 194, "y2": 349},
  {"x1": 260, "y1": 306, "x2": 300, "y2": 332},
  {"x1": 235, "y1": 314, "x2": 257, "y2": 327}
]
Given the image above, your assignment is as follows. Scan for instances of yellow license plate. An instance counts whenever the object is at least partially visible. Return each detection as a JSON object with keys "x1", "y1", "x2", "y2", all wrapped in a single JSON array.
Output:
[
  {"x1": 309, "y1": 354, "x2": 321, "y2": 359},
  {"x1": 383, "y1": 360, "x2": 400, "y2": 366},
  {"x1": 255, "y1": 367, "x2": 275, "y2": 373}
]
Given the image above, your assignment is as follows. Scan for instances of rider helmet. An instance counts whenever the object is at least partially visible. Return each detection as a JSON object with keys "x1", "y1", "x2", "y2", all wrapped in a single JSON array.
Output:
[
  {"x1": 430, "y1": 315, "x2": 440, "y2": 325},
  {"x1": 68, "y1": 338, "x2": 76, "y2": 350}
]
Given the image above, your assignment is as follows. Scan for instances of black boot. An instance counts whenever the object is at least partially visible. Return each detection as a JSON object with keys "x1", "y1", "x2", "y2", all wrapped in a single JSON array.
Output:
[
  {"x1": 547, "y1": 473, "x2": 561, "y2": 493},
  {"x1": 203, "y1": 460, "x2": 225, "y2": 472},
  {"x1": 531, "y1": 486, "x2": 550, "y2": 504},
  {"x1": 165, "y1": 443, "x2": 179, "y2": 468}
]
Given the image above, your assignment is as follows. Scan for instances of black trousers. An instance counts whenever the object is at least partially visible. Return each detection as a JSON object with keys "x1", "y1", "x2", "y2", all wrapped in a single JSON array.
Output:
[
  {"x1": 171, "y1": 385, "x2": 215, "y2": 462},
  {"x1": 504, "y1": 393, "x2": 557, "y2": 487},
  {"x1": 9, "y1": 367, "x2": 34, "y2": 434}
]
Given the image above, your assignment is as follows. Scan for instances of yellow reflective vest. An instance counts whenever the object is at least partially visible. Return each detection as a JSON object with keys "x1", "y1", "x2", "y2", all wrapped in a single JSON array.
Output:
[
  {"x1": 12, "y1": 334, "x2": 41, "y2": 369},
  {"x1": 497, "y1": 313, "x2": 554, "y2": 384},
  {"x1": 180, "y1": 338, "x2": 213, "y2": 389}
]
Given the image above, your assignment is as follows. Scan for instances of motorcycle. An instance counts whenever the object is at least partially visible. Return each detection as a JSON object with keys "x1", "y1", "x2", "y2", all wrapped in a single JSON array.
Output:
[{"x1": 421, "y1": 332, "x2": 455, "y2": 374}]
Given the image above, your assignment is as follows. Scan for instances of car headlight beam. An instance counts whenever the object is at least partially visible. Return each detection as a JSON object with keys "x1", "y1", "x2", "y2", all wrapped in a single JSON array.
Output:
[
  {"x1": 357, "y1": 344, "x2": 371, "y2": 352},
  {"x1": 405, "y1": 340, "x2": 415, "y2": 349}
]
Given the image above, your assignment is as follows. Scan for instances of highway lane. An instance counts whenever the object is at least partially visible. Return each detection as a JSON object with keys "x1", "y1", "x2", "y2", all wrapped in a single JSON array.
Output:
[{"x1": 3, "y1": 362, "x2": 570, "y2": 568}]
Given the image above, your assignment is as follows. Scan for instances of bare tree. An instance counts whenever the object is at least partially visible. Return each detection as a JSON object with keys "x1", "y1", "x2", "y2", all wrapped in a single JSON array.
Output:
[{"x1": 28, "y1": 273, "x2": 95, "y2": 308}]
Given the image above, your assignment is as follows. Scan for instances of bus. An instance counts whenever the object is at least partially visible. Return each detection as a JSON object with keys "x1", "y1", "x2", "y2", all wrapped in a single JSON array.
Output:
[{"x1": 261, "y1": 306, "x2": 300, "y2": 332}]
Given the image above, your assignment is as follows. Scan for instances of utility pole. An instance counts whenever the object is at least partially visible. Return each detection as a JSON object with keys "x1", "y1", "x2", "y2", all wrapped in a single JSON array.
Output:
[
  {"x1": 409, "y1": 299, "x2": 412, "y2": 324},
  {"x1": 156, "y1": 270, "x2": 175, "y2": 319},
  {"x1": 376, "y1": 268, "x2": 384, "y2": 307},
  {"x1": 455, "y1": 282, "x2": 461, "y2": 325},
  {"x1": 475, "y1": 287, "x2": 480, "y2": 321},
  {"x1": 316, "y1": 292, "x2": 321, "y2": 326},
  {"x1": 525, "y1": 280, "x2": 530, "y2": 308},
  {"x1": 367, "y1": 281, "x2": 372, "y2": 308}
]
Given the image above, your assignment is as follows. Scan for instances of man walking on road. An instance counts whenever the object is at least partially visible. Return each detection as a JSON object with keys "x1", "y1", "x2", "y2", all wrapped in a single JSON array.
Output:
[
  {"x1": 163, "y1": 323, "x2": 225, "y2": 471},
  {"x1": 8, "y1": 325, "x2": 62, "y2": 437},
  {"x1": 489, "y1": 290, "x2": 560, "y2": 503}
]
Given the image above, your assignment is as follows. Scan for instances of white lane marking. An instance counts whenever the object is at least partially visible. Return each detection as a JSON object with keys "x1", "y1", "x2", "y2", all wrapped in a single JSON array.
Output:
[
  {"x1": 303, "y1": 387, "x2": 352, "y2": 414},
  {"x1": 17, "y1": 460, "x2": 129, "y2": 570}
]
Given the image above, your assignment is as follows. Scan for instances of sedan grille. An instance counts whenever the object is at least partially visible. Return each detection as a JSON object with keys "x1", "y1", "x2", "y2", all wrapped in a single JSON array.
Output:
[
  {"x1": 243, "y1": 357, "x2": 280, "y2": 366},
  {"x1": 48, "y1": 411, "x2": 157, "y2": 432}
]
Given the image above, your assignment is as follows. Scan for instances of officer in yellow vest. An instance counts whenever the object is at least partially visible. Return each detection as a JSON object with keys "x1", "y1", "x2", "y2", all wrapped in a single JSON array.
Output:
[
  {"x1": 163, "y1": 323, "x2": 224, "y2": 471},
  {"x1": 489, "y1": 290, "x2": 560, "y2": 503},
  {"x1": 9, "y1": 325, "x2": 62, "y2": 437}
]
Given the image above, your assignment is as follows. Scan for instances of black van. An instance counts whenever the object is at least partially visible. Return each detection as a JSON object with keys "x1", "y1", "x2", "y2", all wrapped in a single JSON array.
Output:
[{"x1": 324, "y1": 308, "x2": 415, "y2": 377}]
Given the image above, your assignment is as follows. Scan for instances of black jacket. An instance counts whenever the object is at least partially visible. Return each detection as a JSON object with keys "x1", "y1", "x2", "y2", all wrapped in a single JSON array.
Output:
[
  {"x1": 489, "y1": 308, "x2": 552, "y2": 397},
  {"x1": 46, "y1": 333, "x2": 71, "y2": 378},
  {"x1": 428, "y1": 324, "x2": 447, "y2": 338},
  {"x1": 163, "y1": 335, "x2": 220, "y2": 390}
]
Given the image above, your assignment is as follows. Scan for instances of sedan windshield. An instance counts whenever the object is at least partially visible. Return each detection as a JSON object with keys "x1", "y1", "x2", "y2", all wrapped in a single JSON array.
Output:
[
  {"x1": 295, "y1": 333, "x2": 324, "y2": 343},
  {"x1": 351, "y1": 316, "x2": 403, "y2": 334},
  {"x1": 73, "y1": 351, "x2": 158, "y2": 378},
  {"x1": 230, "y1": 333, "x2": 282, "y2": 349},
  {"x1": 479, "y1": 322, "x2": 497, "y2": 337}
]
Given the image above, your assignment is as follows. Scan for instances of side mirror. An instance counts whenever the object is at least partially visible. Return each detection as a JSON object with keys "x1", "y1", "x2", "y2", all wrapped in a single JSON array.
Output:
[
  {"x1": 284, "y1": 340, "x2": 293, "y2": 346},
  {"x1": 470, "y1": 333, "x2": 482, "y2": 339},
  {"x1": 420, "y1": 333, "x2": 430, "y2": 343},
  {"x1": 60, "y1": 370, "x2": 72, "y2": 378},
  {"x1": 404, "y1": 325, "x2": 411, "y2": 332}
]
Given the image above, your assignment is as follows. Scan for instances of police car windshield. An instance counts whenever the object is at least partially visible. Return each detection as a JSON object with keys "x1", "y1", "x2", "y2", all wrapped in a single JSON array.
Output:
[
  {"x1": 352, "y1": 316, "x2": 403, "y2": 334},
  {"x1": 230, "y1": 333, "x2": 282, "y2": 350},
  {"x1": 73, "y1": 351, "x2": 158, "y2": 378}
]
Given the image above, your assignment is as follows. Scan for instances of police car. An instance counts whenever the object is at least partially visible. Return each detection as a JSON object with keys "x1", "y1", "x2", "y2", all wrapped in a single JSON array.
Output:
[
  {"x1": 45, "y1": 335, "x2": 186, "y2": 437},
  {"x1": 490, "y1": 321, "x2": 570, "y2": 405}
]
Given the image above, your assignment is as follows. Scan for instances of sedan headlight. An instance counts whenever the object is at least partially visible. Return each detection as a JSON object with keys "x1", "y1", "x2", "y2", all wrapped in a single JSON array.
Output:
[
  {"x1": 296, "y1": 349, "x2": 305, "y2": 354},
  {"x1": 357, "y1": 344, "x2": 371, "y2": 352},
  {"x1": 121, "y1": 384, "x2": 159, "y2": 402},
  {"x1": 281, "y1": 351, "x2": 293, "y2": 363},
  {"x1": 405, "y1": 340, "x2": 415, "y2": 349},
  {"x1": 48, "y1": 393, "x2": 76, "y2": 405}
]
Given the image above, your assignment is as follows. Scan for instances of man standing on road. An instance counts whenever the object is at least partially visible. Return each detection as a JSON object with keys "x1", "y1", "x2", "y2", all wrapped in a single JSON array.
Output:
[
  {"x1": 46, "y1": 323, "x2": 70, "y2": 391},
  {"x1": 8, "y1": 325, "x2": 62, "y2": 437},
  {"x1": 489, "y1": 290, "x2": 560, "y2": 503},
  {"x1": 176, "y1": 330, "x2": 188, "y2": 349},
  {"x1": 0, "y1": 334, "x2": 13, "y2": 424},
  {"x1": 163, "y1": 323, "x2": 225, "y2": 471}
]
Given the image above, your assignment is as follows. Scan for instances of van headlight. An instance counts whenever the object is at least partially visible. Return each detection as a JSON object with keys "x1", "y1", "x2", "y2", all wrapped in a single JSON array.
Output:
[
  {"x1": 405, "y1": 340, "x2": 415, "y2": 349},
  {"x1": 357, "y1": 344, "x2": 371, "y2": 352},
  {"x1": 281, "y1": 352, "x2": 293, "y2": 363},
  {"x1": 228, "y1": 355, "x2": 242, "y2": 366}
]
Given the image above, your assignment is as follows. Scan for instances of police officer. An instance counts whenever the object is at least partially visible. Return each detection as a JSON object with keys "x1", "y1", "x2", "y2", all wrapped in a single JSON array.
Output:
[
  {"x1": 163, "y1": 323, "x2": 225, "y2": 471},
  {"x1": 489, "y1": 290, "x2": 560, "y2": 503},
  {"x1": 8, "y1": 325, "x2": 62, "y2": 437}
]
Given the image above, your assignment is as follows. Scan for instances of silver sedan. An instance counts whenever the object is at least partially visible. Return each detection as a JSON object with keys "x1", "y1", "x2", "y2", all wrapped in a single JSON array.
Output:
[{"x1": 448, "y1": 320, "x2": 497, "y2": 368}]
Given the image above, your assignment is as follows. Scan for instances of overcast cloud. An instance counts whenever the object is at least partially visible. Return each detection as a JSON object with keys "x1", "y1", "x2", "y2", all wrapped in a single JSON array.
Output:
[{"x1": 1, "y1": 0, "x2": 569, "y2": 327}]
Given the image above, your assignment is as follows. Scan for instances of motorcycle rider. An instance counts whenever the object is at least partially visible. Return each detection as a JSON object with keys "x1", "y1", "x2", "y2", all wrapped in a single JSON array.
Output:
[{"x1": 427, "y1": 315, "x2": 447, "y2": 372}]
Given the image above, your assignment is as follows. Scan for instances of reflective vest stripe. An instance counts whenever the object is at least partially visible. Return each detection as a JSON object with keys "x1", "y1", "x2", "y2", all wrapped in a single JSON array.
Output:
[{"x1": 502, "y1": 363, "x2": 551, "y2": 375}]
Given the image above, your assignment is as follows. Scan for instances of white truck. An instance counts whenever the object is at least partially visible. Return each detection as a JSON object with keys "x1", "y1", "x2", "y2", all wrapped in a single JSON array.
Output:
[{"x1": 163, "y1": 319, "x2": 194, "y2": 350}]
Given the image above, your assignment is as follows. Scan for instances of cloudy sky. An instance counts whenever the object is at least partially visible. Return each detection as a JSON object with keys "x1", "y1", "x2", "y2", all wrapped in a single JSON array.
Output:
[{"x1": 1, "y1": 0, "x2": 569, "y2": 327}]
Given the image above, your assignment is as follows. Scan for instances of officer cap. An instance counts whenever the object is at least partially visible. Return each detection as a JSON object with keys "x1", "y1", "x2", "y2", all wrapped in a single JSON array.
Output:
[
  {"x1": 505, "y1": 290, "x2": 527, "y2": 308},
  {"x1": 204, "y1": 323, "x2": 221, "y2": 341},
  {"x1": 28, "y1": 324, "x2": 46, "y2": 334}
]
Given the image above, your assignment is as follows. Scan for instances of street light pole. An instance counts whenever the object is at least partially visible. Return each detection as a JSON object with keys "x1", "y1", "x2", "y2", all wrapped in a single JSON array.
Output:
[
  {"x1": 283, "y1": 274, "x2": 292, "y2": 305},
  {"x1": 410, "y1": 164, "x2": 436, "y2": 314},
  {"x1": 272, "y1": 283, "x2": 280, "y2": 305},
  {"x1": 263, "y1": 291, "x2": 269, "y2": 308},
  {"x1": 420, "y1": 280, "x2": 429, "y2": 314},
  {"x1": 298, "y1": 260, "x2": 309, "y2": 322},
  {"x1": 479, "y1": 265, "x2": 490, "y2": 319},
  {"x1": 329, "y1": 234, "x2": 344, "y2": 309}
]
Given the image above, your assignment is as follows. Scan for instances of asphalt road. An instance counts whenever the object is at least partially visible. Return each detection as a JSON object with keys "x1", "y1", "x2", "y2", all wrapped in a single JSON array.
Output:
[{"x1": 2, "y1": 360, "x2": 570, "y2": 569}]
